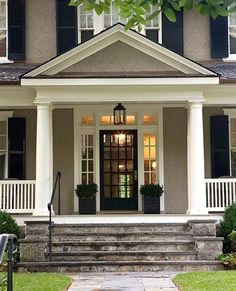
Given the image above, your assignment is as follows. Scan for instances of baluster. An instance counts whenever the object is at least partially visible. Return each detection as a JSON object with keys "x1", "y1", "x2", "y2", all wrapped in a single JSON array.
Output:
[
  {"x1": 225, "y1": 181, "x2": 229, "y2": 208},
  {"x1": 229, "y1": 181, "x2": 232, "y2": 207}
]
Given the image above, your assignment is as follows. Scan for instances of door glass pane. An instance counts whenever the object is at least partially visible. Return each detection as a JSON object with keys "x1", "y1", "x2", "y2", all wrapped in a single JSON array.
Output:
[
  {"x1": 112, "y1": 173, "x2": 118, "y2": 185},
  {"x1": 104, "y1": 160, "x2": 110, "y2": 172},
  {"x1": 104, "y1": 186, "x2": 111, "y2": 198},
  {"x1": 111, "y1": 160, "x2": 118, "y2": 172},
  {"x1": 112, "y1": 186, "x2": 119, "y2": 198},
  {"x1": 104, "y1": 147, "x2": 110, "y2": 159},
  {"x1": 103, "y1": 134, "x2": 110, "y2": 145},
  {"x1": 127, "y1": 160, "x2": 133, "y2": 171},
  {"x1": 104, "y1": 173, "x2": 110, "y2": 185},
  {"x1": 111, "y1": 147, "x2": 118, "y2": 159},
  {"x1": 119, "y1": 147, "x2": 126, "y2": 159},
  {"x1": 119, "y1": 161, "x2": 126, "y2": 172},
  {"x1": 127, "y1": 147, "x2": 133, "y2": 159}
]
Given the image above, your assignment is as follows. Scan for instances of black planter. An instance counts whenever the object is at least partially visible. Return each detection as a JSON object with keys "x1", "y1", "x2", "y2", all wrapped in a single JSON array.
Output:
[
  {"x1": 144, "y1": 196, "x2": 160, "y2": 214},
  {"x1": 79, "y1": 197, "x2": 96, "y2": 214}
]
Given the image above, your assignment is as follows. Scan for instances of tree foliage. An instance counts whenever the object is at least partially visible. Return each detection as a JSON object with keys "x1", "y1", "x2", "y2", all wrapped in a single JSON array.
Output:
[{"x1": 70, "y1": 0, "x2": 236, "y2": 30}]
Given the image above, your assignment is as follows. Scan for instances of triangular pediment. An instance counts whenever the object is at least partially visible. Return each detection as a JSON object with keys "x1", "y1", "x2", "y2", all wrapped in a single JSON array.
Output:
[{"x1": 23, "y1": 24, "x2": 217, "y2": 79}]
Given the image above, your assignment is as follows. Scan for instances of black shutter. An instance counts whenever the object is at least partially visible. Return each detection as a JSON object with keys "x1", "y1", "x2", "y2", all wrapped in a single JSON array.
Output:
[
  {"x1": 8, "y1": 118, "x2": 26, "y2": 180},
  {"x1": 210, "y1": 115, "x2": 230, "y2": 178},
  {"x1": 210, "y1": 16, "x2": 228, "y2": 59},
  {"x1": 57, "y1": 0, "x2": 78, "y2": 54},
  {"x1": 162, "y1": 10, "x2": 183, "y2": 55},
  {"x1": 8, "y1": 0, "x2": 25, "y2": 60}
]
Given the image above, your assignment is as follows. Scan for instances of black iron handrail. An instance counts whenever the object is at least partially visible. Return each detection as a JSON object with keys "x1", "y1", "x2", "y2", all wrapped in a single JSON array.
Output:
[{"x1": 47, "y1": 171, "x2": 61, "y2": 262}]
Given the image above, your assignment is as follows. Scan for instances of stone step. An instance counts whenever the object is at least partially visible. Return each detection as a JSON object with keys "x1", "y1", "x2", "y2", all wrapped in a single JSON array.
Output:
[
  {"x1": 51, "y1": 231, "x2": 193, "y2": 242},
  {"x1": 52, "y1": 223, "x2": 188, "y2": 234},
  {"x1": 45, "y1": 250, "x2": 196, "y2": 262},
  {"x1": 51, "y1": 240, "x2": 195, "y2": 252},
  {"x1": 17, "y1": 260, "x2": 223, "y2": 273}
]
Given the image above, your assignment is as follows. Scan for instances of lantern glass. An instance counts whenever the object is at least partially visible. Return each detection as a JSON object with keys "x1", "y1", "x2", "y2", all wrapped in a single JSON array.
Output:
[{"x1": 113, "y1": 103, "x2": 126, "y2": 125}]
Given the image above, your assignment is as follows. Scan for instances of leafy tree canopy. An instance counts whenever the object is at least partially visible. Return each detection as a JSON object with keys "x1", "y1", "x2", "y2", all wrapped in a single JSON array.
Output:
[{"x1": 70, "y1": 0, "x2": 236, "y2": 30}]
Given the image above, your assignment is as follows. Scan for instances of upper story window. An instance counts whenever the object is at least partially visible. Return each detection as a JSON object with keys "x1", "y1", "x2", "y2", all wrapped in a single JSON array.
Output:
[
  {"x1": 0, "y1": 0, "x2": 7, "y2": 60},
  {"x1": 229, "y1": 12, "x2": 236, "y2": 56},
  {"x1": 77, "y1": 4, "x2": 161, "y2": 44},
  {"x1": 0, "y1": 0, "x2": 25, "y2": 63}
]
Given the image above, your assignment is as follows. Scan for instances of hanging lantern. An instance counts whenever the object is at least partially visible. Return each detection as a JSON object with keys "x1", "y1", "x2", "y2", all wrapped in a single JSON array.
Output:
[{"x1": 113, "y1": 103, "x2": 126, "y2": 125}]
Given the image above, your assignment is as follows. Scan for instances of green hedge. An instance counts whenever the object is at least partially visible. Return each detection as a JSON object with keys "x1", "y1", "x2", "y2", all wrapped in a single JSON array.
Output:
[{"x1": 0, "y1": 211, "x2": 20, "y2": 238}]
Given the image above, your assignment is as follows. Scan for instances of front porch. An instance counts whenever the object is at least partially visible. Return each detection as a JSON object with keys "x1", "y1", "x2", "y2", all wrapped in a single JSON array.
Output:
[
  {"x1": 1, "y1": 25, "x2": 236, "y2": 217},
  {"x1": 1, "y1": 178, "x2": 235, "y2": 215}
]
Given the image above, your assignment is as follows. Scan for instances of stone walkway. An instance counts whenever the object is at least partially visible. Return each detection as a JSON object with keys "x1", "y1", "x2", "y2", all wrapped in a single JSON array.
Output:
[{"x1": 68, "y1": 272, "x2": 180, "y2": 291}]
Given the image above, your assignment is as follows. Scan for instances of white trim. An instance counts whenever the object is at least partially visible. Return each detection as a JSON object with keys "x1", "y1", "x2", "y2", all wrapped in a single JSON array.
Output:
[
  {"x1": 23, "y1": 24, "x2": 216, "y2": 78},
  {"x1": 73, "y1": 104, "x2": 164, "y2": 213},
  {"x1": 158, "y1": 107, "x2": 164, "y2": 212},
  {"x1": 0, "y1": 110, "x2": 13, "y2": 179},
  {"x1": 21, "y1": 77, "x2": 219, "y2": 87}
]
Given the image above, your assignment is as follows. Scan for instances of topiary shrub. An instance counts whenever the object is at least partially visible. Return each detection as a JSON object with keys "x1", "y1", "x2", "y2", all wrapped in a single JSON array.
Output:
[
  {"x1": 0, "y1": 211, "x2": 20, "y2": 238},
  {"x1": 217, "y1": 203, "x2": 236, "y2": 253}
]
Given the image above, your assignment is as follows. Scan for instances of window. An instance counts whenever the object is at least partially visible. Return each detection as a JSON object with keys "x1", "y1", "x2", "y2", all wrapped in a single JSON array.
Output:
[
  {"x1": 143, "y1": 114, "x2": 157, "y2": 125},
  {"x1": 77, "y1": 3, "x2": 161, "y2": 44},
  {"x1": 229, "y1": 12, "x2": 236, "y2": 55},
  {"x1": 81, "y1": 134, "x2": 94, "y2": 184},
  {"x1": 145, "y1": 5, "x2": 161, "y2": 43},
  {"x1": 0, "y1": 0, "x2": 7, "y2": 59},
  {"x1": 230, "y1": 118, "x2": 236, "y2": 176},
  {"x1": 144, "y1": 134, "x2": 157, "y2": 184},
  {"x1": 80, "y1": 115, "x2": 94, "y2": 126},
  {"x1": 104, "y1": 2, "x2": 126, "y2": 28},
  {"x1": 100, "y1": 114, "x2": 136, "y2": 125},
  {"x1": 0, "y1": 111, "x2": 13, "y2": 179}
]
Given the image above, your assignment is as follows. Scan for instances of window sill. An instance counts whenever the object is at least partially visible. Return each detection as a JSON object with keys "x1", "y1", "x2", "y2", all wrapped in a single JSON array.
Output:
[
  {"x1": 223, "y1": 55, "x2": 236, "y2": 62},
  {"x1": 0, "y1": 57, "x2": 13, "y2": 64}
]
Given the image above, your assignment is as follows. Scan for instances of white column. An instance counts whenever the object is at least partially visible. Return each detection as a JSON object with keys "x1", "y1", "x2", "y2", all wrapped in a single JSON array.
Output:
[
  {"x1": 187, "y1": 101, "x2": 207, "y2": 215},
  {"x1": 33, "y1": 103, "x2": 53, "y2": 216}
]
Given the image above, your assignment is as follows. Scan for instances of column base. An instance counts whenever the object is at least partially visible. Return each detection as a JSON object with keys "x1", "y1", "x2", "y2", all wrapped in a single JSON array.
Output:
[
  {"x1": 186, "y1": 208, "x2": 209, "y2": 215},
  {"x1": 33, "y1": 208, "x2": 55, "y2": 216}
]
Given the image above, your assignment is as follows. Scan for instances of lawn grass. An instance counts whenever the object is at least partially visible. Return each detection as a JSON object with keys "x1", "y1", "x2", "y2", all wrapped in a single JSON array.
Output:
[
  {"x1": 0, "y1": 272, "x2": 72, "y2": 291},
  {"x1": 173, "y1": 271, "x2": 236, "y2": 291}
]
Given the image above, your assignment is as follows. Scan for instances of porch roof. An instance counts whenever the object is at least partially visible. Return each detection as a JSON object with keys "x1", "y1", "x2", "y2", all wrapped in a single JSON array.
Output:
[{"x1": 20, "y1": 24, "x2": 218, "y2": 85}]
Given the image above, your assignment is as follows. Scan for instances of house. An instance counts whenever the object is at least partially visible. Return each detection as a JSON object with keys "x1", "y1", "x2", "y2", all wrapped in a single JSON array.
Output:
[{"x1": 1, "y1": 0, "x2": 236, "y2": 218}]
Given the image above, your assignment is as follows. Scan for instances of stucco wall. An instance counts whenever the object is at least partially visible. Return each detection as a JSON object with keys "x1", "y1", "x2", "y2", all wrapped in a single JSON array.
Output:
[
  {"x1": 26, "y1": 0, "x2": 57, "y2": 63},
  {"x1": 64, "y1": 41, "x2": 178, "y2": 74},
  {"x1": 13, "y1": 109, "x2": 36, "y2": 180},
  {"x1": 184, "y1": 11, "x2": 210, "y2": 61},
  {"x1": 203, "y1": 107, "x2": 224, "y2": 178},
  {"x1": 53, "y1": 109, "x2": 74, "y2": 215},
  {"x1": 163, "y1": 107, "x2": 188, "y2": 214}
]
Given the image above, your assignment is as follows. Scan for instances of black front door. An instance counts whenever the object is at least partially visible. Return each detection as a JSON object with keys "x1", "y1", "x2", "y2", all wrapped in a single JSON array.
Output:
[{"x1": 100, "y1": 130, "x2": 138, "y2": 210}]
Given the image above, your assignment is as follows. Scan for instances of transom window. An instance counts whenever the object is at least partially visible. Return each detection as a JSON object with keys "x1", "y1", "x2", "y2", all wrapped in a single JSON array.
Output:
[
  {"x1": 0, "y1": 0, "x2": 7, "y2": 59},
  {"x1": 100, "y1": 115, "x2": 136, "y2": 125},
  {"x1": 229, "y1": 12, "x2": 236, "y2": 55}
]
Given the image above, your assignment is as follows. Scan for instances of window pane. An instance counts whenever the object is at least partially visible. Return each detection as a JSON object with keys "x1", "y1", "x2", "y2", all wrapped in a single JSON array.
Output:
[
  {"x1": 143, "y1": 114, "x2": 157, "y2": 124},
  {"x1": 126, "y1": 115, "x2": 136, "y2": 124},
  {"x1": 0, "y1": 154, "x2": 5, "y2": 179},
  {"x1": 0, "y1": 121, "x2": 6, "y2": 134},
  {"x1": 82, "y1": 160, "x2": 87, "y2": 171}
]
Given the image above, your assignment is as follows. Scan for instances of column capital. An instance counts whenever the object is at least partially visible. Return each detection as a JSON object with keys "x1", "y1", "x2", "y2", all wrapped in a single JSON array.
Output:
[
  {"x1": 35, "y1": 102, "x2": 54, "y2": 111},
  {"x1": 188, "y1": 99, "x2": 205, "y2": 108}
]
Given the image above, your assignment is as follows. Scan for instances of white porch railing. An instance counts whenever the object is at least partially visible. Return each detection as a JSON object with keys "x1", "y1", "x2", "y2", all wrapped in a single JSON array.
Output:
[
  {"x1": 0, "y1": 180, "x2": 36, "y2": 213},
  {"x1": 205, "y1": 178, "x2": 236, "y2": 211}
]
